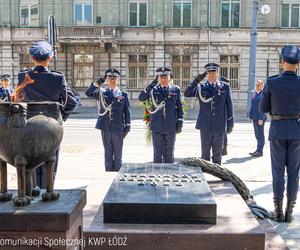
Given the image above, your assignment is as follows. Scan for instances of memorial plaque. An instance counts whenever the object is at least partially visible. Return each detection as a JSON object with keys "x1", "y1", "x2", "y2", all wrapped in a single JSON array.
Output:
[{"x1": 103, "y1": 163, "x2": 216, "y2": 224}]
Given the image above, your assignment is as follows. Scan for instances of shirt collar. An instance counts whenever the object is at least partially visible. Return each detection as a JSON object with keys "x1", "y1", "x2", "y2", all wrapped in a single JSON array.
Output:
[
  {"x1": 282, "y1": 71, "x2": 297, "y2": 76},
  {"x1": 108, "y1": 87, "x2": 122, "y2": 97},
  {"x1": 33, "y1": 66, "x2": 50, "y2": 72},
  {"x1": 208, "y1": 80, "x2": 220, "y2": 86},
  {"x1": 160, "y1": 84, "x2": 170, "y2": 89}
]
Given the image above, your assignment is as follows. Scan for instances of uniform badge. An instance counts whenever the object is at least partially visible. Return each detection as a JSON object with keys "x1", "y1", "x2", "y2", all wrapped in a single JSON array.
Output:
[{"x1": 117, "y1": 96, "x2": 124, "y2": 102}]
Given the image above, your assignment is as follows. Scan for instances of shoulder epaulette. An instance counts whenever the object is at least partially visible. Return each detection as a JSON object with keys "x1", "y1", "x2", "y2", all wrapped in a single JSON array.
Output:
[
  {"x1": 19, "y1": 69, "x2": 30, "y2": 73},
  {"x1": 267, "y1": 74, "x2": 279, "y2": 79},
  {"x1": 172, "y1": 84, "x2": 181, "y2": 90},
  {"x1": 220, "y1": 81, "x2": 230, "y2": 86},
  {"x1": 50, "y1": 70, "x2": 63, "y2": 75}
]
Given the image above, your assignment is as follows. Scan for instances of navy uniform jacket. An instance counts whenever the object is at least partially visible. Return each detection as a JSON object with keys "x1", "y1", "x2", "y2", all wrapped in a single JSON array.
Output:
[
  {"x1": 249, "y1": 91, "x2": 267, "y2": 121},
  {"x1": 260, "y1": 71, "x2": 300, "y2": 140},
  {"x1": 185, "y1": 79, "x2": 234, "y2": 132},
  {"x1": 18, "y1": 66, "x2": 77, "y2": 120},
  {"x1": 139, "y1": 84, "x2": 184, "y2": 133},
  {"x1": 0, "y1": 87, "x2": 13, "y2": 101},
  {"x1": 85, "y1": 84, "x2": 131, "y2": 132}
]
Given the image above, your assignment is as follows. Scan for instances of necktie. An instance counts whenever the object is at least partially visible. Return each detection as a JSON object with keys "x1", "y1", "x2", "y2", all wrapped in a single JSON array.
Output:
[{"x1": 163, "y1": 87, "x2": 167, "y2": 95}]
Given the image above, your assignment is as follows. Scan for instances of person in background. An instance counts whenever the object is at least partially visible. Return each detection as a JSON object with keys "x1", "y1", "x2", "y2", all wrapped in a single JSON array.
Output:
[
  {"x1": 184, "y1": 63, "x2": 234, "y2": 165},
  {"x1": 249, "y1": 79, "x2": 267, "y2": 157},
  {"x1": 0, "y1": 74, "x2": 14, "y2": 101},
  {"x1": 85, "y1": 68, "x2": 131, "y2": 172},
  {"x1": 138, "y1": 67, "x2": 184, "y2": 163}
]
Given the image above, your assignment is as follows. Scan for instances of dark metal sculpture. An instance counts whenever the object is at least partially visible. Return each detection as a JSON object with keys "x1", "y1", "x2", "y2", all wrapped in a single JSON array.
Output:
[{"x1": 0, "y1": 102, "x2": 63, "y2": 206}]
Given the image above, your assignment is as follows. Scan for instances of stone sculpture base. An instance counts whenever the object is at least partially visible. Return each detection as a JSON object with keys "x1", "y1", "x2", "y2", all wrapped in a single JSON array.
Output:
[
  {"x1": 84, "y1": 178, "x2": 270, "y2": 250},
  {"x1": 0, "y1": 189, "x2": 86, "y2": 250}
]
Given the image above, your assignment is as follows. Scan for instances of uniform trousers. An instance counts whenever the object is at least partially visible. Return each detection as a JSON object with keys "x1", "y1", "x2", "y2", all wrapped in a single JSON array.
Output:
[
  {"x1": 200, "y1": 130, "x2": 225, "y2": 165},
  {"x1": 270, "y1": 139, "x2": 300, "y2": 201},
  {"x1": 152, "y1": 132, "x2": 176, "y2": 163},
  {"x1": 101, "y1": 130, "x2": 123, "y2": 171},
  {"x1": 253, "y1": 120, "x2": 265, "y2": 153}
]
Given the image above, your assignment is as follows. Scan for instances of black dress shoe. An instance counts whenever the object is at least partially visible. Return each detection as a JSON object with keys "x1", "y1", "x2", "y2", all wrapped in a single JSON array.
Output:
[
  {"x1": 249, "y1": 151, "x2": 257, "y2": 156},
  {"x1": 251, "y1": 151, "x2": 263, "y2": 157}
]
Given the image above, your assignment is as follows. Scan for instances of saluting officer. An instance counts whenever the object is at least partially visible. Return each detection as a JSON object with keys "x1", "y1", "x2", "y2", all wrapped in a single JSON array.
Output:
[
  {"x1": 0, "y1": 74, "x2": 14, "y2": 101},
  {"x1": 85, "y1": 68, "x2": 131, "y2": 172},
  {"x1": 249, "y1": 80, "x2": 267, "y2": 157},
  {"x1": 260, "y1": 45, "x2": 300, "y2": 222},
  {"x1": 138, "y1": 67, "x2": 184, "y2": 163},
  {"x1": 184, "y1": 63, "x2": 234, "y2": 165},
  {"x1": 17, "y1": 40, "x2": 77, "y2": 187}
]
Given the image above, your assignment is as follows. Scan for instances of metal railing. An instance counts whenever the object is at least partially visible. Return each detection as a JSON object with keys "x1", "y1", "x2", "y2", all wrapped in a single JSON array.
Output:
[{"x1": 57, "y1": 26, "x2": 117, "y2": 38}]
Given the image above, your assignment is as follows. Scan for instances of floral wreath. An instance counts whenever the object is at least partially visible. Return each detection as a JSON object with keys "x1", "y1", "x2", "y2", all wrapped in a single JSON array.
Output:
[{"x1": 142, "y1": 97, "x2": 188, "y2": 145}]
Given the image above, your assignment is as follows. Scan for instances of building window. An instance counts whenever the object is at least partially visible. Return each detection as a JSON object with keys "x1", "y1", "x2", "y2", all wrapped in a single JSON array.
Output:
[
  {"x1": 74, "y1": 55, "x2": 93, "y2": 87},
  {"x1": 172, "y1": 55, "x2": 191, "y2": 89},
  {"x1": 173, "y1": 0, "x2": 192, "y2": 28},
  {"x1": 129, "y1": 1, "x2": 148, "y2": 26},
  {"x1": 221, "y1": 0, "x2": 240, "y2": 28},
  {"x1": 220, "y1": 55, "x2": 239, "y2": 89},
  {"x1": 19, "y1": 53, "x2": 33, "y2": 70},
  {"x1": 281, "y1": 3, "x2": 300, "y2": 27},
  {"x1": 128, "y1": 55, "x2": 148, "y2": 89},
  {"x1": 20, "y1": 0, "x2": 39, "y2": 27},
  {"x1": 74, "y1": 0, "x2": 93, "y2": 25}
]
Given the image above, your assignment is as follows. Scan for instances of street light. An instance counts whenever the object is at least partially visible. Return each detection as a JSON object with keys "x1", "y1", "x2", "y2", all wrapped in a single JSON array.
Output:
[
  {"x1": 246, "y1": 1, "x2": 270, "y2": 114},
  {"x1": 47, "y1": 16, "x2": 57, "y2": 70}
]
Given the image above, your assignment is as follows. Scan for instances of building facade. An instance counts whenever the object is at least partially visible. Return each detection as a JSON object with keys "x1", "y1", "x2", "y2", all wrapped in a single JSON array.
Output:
[{"x1": 0, "y1": 0, "x2": 300, "y2": 110}]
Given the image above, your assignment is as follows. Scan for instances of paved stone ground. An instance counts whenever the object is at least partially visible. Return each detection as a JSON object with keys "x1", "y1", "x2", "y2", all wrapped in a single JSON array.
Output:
[{"x1": 6, "y1": 108, "x2": 300, "y2": 249}]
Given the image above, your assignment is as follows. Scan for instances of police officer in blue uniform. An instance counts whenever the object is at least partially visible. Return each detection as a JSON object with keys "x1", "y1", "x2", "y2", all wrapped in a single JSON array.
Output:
[
  {"x1": 249, "y1": 79, "x2": 267, "y2": 157},
  {"x1": 18, "y1": 40, "x2": 77, "y2": 187},
  {"x1": 0, "y1": 74, "x2": 14, "y2": 101},
  {"x1": 85, "y1": 68, "x2": 131, "y2": 172},
  {"x1": 138, "y1": 67, "x2": 184, "y2": 163},
  {"x1": 260, "y1": 45, "x2": 300, "y2": 222},
  {"x1": 184, "y1": 63, "x2": 234, "y2": 165}
]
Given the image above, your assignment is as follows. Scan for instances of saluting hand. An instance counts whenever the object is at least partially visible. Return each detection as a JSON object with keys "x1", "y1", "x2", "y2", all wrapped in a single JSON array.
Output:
[
  {"x1": 96, "y1": 75, "x2": 107, "y2": 86},
  {"x1": 149, "y1": 75, "x2": 159, "y2": 88},
  {"x1": 195, "y1": 71, "x2": 208, "y2": 83}
]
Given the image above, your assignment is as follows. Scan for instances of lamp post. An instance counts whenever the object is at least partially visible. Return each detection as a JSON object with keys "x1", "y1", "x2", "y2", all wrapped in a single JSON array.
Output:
[
  {"x1": 47, "y1": 16, "x2": 57, "y2": 70},
  {"x1": 246, "y1": 2, "x2": 270, "y2": 114},
  {"x1": 246, "y1": 0, "x2": 259, "y2": 114}
]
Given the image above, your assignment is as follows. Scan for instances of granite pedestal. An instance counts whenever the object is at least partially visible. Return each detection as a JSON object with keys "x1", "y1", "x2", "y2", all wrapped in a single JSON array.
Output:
[
  {"x1": 103, "y1": 163, "x2": 216, "y2": 224},
  {"x1": 0, "y1": 189, "x2": 86, "y2": 250}
]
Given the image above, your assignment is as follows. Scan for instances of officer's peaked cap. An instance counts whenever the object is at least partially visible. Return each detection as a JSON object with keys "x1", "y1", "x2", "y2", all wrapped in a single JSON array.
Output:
[
  {"x1": 0, "y1": 74, "x2": 10, "y2": 81},
  {"x1": 156, "y1": 67, "x2": 172, "y2": 76},
  {"x1": 105, "y1": 68, "x2": 120, "y2": 77},
  {"x1": 281, "y1": 45, "x2": 300, "y2": 64},
  {"x1": 204, "y1": 63, "x2": 220, "y2": 72},
  {"x1": 30, "y1": 41, "x2": 53, "y2": 60}
]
